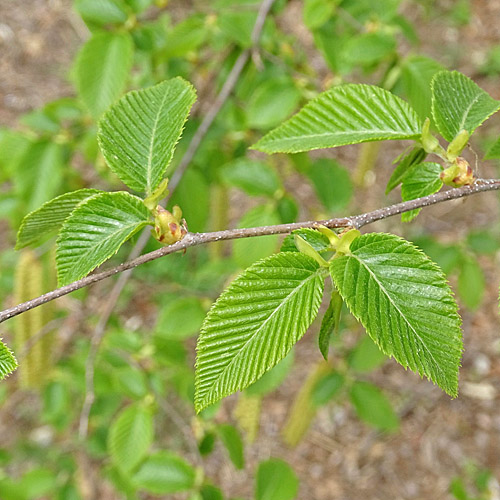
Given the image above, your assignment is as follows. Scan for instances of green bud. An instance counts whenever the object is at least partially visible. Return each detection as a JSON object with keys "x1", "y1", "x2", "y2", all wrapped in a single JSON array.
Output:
[
  {"x1": 294, "y1": 235, "x2": 328, "y2": 267},
  {"x1": 446, "y1": 129, "x2": 469, "y2": 161},
  {"x1": 144, "y1": 178, "x2": 170, "y2": 211},
  {"x1": 421, "y1": 118, "x2": 445, "y2": 156},
  {"x1": 152, "y1": 205, "x2": 187, "y2": 245},
  {"x1": 315, "y1": 225, "x2": 340, "y2": 248},
  {"x1": 335, "y1": 229, "x2": 361, "y2": 255},
  {"x1": 440, "y1": 157, "x2": 474, "y2": 187}
]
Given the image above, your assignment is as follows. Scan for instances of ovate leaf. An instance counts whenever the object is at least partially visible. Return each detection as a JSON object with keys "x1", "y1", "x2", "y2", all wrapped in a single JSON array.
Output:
[
  {"x1": 330, "y1": 233, "x2": 462, "y2": 396},
  {"x1": 318, "y1": 291, "x2": 342, "y2": 360},
  {"x1": 99, "y1": 78, "x2": 196, "y2": 194},
  {"x1": 217, "y1": 424, "x2": 245, "y2": 469},
  {"x1": 350, "y1": 381, "x2": 399, "y2": 432},
  {"x1": 256, "y1": 458, "x2": 299, "y2": 500},
  {"x1": 16, "y1": 189, "x2": 101, "y2": 249},
  {"x1": 233, "y1": 205, "x2": 280, "y2": 268},
  {"x1": 133, "y1": 451, "x2": 195, "y2": 494},
  {"x1": 56, "y1": 192, "x2": 150, "y2": 285},
  {"x1": 431, "y1": 71, "x2": 500, "y2": 142},
  {"x1": 75, "y1": 0, "x2": 129, "y2": 26},
  {"x1": 400, "y1": 162, "x2": 443, "y2": 222},
  {"x1": 75, "y1": 32, "x2": 133, "y2": 119},
  {"x1": 253, "y1": 84, "x2": 421, "y2": 154},
  {"x1": 0, "y1": 340, "x2": 17, "y2": 380},
  {"x1": 195, "y1": 253, "x2": 326, "y2": 412},
  {"x1": 385, "y1": 147, "x2": 426, "y2": 194},
  {"x1": 399, "y1": 55, "x2": 444, "y2": 124},
  {"x1": 220, "y1": 158, "x2": 281, "y2": 197},
  {"x1": 108, "y1": 404, "x2": 154, "y2": 473},
  {"x1": 485, "y1": 135, "x2": 500, "y2": 160}
]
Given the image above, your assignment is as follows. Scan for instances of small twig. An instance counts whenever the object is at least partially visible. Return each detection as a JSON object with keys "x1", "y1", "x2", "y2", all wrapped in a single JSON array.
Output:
[
  {"x1": 2, "y1": 179, "x2": 499, "y2": 326},
  {"x1": 76, "y1": 0, "x2": 278, "y2": 439}
]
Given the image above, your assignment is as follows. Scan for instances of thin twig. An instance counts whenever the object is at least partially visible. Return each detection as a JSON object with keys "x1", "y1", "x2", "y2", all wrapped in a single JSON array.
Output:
[
  {"x1": 1, "y1": 179, "x2": 499, "y2": 326},
  {"x1": 76, "y1": 0, "x2": 278, "y2": 439}
]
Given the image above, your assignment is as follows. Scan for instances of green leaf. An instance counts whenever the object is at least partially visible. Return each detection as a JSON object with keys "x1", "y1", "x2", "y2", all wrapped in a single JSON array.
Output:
[
  {"x1": 311, "y1": 372, "x2": 344, "y2": 406},
  {"x1": 133, "y1": 451, "x2": 195, "y2": 494},
  {"x1": 233, "y1": 205, "x2": 281, "y2": 268},
  {"x1": 56, "y1": 192, "x2": 150, "y2": 286},
  {"x1": 399, "y1": 55, "x2": 444, "y2": 125},
  {"x1": 246, "y1": 77, "x2": 301, "y2": 130},
  {"x1": 75, "y1": 0, "x2": 129, "y2": 26},
  {"x1": 350, "y1": 381, "x2": 399, "y2": 432},
  {"x1": 400, "y1": 162, "x2": 443, "y2": 222},
  {"x1": 330, "y1": 233, "x2": 462, "y2": 397},
  {"x1": 485, "y1": 135, "x2": 500, "y2": 159},
  {"x1": 155, "y1": 297, "x2": 206, "y2": 340},
  {"x1": 108, "y1": 404, "x2": 154, "y2": 473},
  {"x1": 342, "y1": 32, "x2": 396, "y2": 67},
  {"x1": 75, "y1": 32, "x2": 134, "y2": 119},
  {"x1": 15, "y1": 140, "x2": 64, "y2": 214},
  {"x1": 245, "y1": 352, "x2": 294, "y2": 396},
  {"x1": 220, "y1": 158, "x2": 281, "y2": 197},
  {"x1": 348, "y1": 335, "x2": 387, "y2": 373},
  {"x1": 318, "y1": 291, "x2": 342, "y2": 361},
  {"x1": 307, "y1": 159, "x2": 353, "y2": 213},
  {"x1": 458, "y1": 256, "x2": 485, "y2": 310},
  {"x1": 303, "y1": 0, "x2": 335, "y2": 30},
  {"x1": 195, "y1": 252, "x2": 326, "y2": 412},
  {"x1": 163, "y1": 16, "x2": 208, "y2": 58},
  {"x1": 98, "y1": 78, "x2": 196, "y2": 194},
  {"x1": 253, "y1": 84, "x2": 421, "y2": 154},
  {"x1": 431, "y1": 71, "x2": 500, "y2": 142},
  {"x1": 16, "y1": 189, "x2": 101, "y2": 249},
  {"x1": 385, "y1": 147, "x2": 426, "y2": 194},
  {"x1": 217, "y1": 11, "x2": 256, "y2": 48},
  {"x1": 256, "y1": 458, "x2": 299, "y2": 500},
  {"x1": 280, "y1": 228, "x2": 330, "y2": 254},
  {"x1": 0, "y1": 340, "x2": 17, "y2": 380},
  {"x1": 217, "y1": 424, "x2": 245, "y2": 469}
]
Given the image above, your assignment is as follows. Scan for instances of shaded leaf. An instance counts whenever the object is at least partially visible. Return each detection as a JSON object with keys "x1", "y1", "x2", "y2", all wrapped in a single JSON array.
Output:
[
  {"x1": 98, "y1": 78, "x2": 196, "y2": 193},
  {"x1": 350, "y1": 381, "x2": 399, "y2": 431},
  {"x1": 220, "y1": 158, "x2": 281, "y2": 197},
  {"x1": 75, "y1": 0, "x2": 129, "y2": 26},
  {"x1": 330, "y1": 233, "x2": 462, "y2": 396},
  {"x1": 311, "y1": 372, "x2": 344, "y2": 406},
  {"x1": 155, "y1": 297, "x2": 206, "y2": 340},
  {"x1": 195, "y1": 253, "x2": 326, "y2": 412},
  {"x1": 458, "y1": 256, "x2": 485, "y2": 310},
  {"x1": 233, "y1": 205, "x2": 280, "y2": 268},
  {"x1": 75, "y1": 32, "x2": 134, "y2": 119},
  {"x1": 133, "y1": 451, "x2": 195, "y2": 494},
  {"x1": 245, "y1": 351, "x2": 294, "y2": 396},
  {"x1": 16, "y1": 189, "x2": 101, "y2": 249},
  {"x1": 399, "y1": 55, "x2": 444, "y2": 125},
  {"x1": 385, "y1": 147, "x2": 426, "y2": 194},
  {"x1": 307, "y1": 159, "x2": 353, "y2": 213},
  {"x1": 108, "y1": 404, "x2": 154, "y2": 473},
  {"x1": 217, "y1": 424, "x2": 245, "y2": 469},
  {"x1": 56, "y1": 192, "x2": 150, "y2": 286},
  {"x1": 348, "y1": 335, "x2": 387, "y2": 373},
  {"x1": 485, "y1": 135, "x2": 500, "y2": 160},
  {"x1": 432, "y1": 71, "x2": 500, "y2": 142},
  {"x1": 280, "y1": 229, "x2": 331, "y2": 254},
  {"x1": 253, "y1": 84, "x2": 421, "y2": 154},
  {"x1": 318, "y1": 291, "x2": 342, "y2": 360},
  {"x1": 400, "y1": 162, "x2": 443, "y2": 222},
  {"x1": 256, "y1": 458, "x2": 299, "y2": 500}
]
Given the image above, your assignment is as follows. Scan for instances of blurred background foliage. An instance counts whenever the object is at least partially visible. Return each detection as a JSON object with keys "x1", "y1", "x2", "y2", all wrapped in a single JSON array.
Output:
[{"x1": 0, "y1": 0, "x2": 499, "y2": 498}]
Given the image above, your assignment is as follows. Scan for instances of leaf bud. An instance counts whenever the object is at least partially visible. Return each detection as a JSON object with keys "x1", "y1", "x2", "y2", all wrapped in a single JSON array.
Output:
[
  {"x1": 440, "y1": 157, "x2": 474, "y2": 187},
  {"x1": 446, "y1": 129, "x2": 469, "y2": 161},
  {"x1": 152, "y1": 205, "x2": 187, "y2": 245}
]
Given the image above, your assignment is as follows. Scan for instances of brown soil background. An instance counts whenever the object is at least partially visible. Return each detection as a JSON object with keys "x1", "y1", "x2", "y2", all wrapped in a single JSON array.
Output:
[{"x1": 1, "y1": 1, "x2": 500, "y2": 499}]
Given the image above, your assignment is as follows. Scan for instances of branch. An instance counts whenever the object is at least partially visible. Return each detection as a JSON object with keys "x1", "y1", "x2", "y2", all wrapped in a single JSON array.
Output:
[{"x1": 2, "y1": 179, "x2": 499, "y2": 325}]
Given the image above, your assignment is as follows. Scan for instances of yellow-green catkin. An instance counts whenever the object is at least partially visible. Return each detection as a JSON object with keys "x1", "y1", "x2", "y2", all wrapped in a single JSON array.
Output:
[
  {"x1": 233, "y1": 393, "x2": 262, "y2": 443},
  {"x1": 282, "y1": 361, "x2": 331, "y2": 447},
  {"x1": 14, "y1": 250, "x2": 55, "y2": 388}
]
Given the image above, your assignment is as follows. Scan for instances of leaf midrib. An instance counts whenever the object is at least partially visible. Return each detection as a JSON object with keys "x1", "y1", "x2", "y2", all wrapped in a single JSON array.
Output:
[
  {"x1": 349, "y1": 252, "x2": 446, "y2": 380},
  {"x1": 146, "y1": 85, "x2": 190, "y2": 194},
  {"x1": 200, "y1": 264, "x2": 324, "y2": 405}
]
